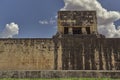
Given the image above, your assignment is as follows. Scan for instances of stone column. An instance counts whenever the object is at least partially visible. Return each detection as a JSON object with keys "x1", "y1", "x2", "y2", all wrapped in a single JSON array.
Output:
[
  {"x1": 53, "y1": 36, "x2": 62, "y2": 70},
  {"x1": 57, "y1": 43, "x2": 62, "y2": 70},
  {"x1": 82, "y1": 27, "x2": 87, "y2": 34},
  {"x1": 68, "y1": 27, "x2": 73, "y2": 34}
]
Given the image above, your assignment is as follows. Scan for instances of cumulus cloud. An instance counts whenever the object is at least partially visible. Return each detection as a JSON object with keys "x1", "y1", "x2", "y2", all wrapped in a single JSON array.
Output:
[
  {"x1": 61, "y1": 0, "x2": 120, "y2": 38},
  {"x1": 0, "y1": 22, "x2": 19, "y2": 38}
]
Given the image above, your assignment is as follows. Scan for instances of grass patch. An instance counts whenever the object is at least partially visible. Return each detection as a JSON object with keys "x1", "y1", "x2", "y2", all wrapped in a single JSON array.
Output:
[{"x1": 0, "y1": 78, "x2": 119, "y2": 80}]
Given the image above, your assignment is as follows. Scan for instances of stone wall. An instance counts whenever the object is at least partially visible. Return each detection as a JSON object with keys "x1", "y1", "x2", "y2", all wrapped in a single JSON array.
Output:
[
  {"x1": 0, "y1": 36, "x2": 120, "y2": 71},
  {"x1": 0, "y1": 70, "x2": 119, "y2": 78},
  {"x1": 0, "y1": 38, "x2": 54, "y2": 70},
  {"x1": 57, "y1": 35, "x2": 120, "y2": 70}
]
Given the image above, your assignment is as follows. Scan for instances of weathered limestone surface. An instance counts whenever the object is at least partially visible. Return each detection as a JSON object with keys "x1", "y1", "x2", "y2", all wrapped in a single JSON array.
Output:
[
  {"x1": 0, "y1": 36, "x2": 120, "y2": 71},
  {"x1": 0, "y1": 70, "x2": 119, "y2": 78},
  {"x1": 0, "y1": 38, "x2": 54, "y2": 70},
  {"x1": 0, "y1": 36, "x2": 119, "y2": 71},
  {"x1": 57, "y1": 35, "x2": 120, "y2": 70},
  {"x1": 58, "y1": 11, "x2": 97, "y2": 35}
]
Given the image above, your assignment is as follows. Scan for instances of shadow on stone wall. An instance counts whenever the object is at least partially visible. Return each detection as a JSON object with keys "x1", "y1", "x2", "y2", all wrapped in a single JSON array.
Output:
[{"x1": 59, "y1": 35, "x2": 120, "y2": 70}]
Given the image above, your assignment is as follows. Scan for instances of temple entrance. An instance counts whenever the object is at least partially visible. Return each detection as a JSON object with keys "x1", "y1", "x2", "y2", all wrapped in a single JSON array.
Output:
[
  {"x1": 64, "y1": 27, "x2": 68, "y2": 34},
  {"x1": 64, "y1": 27, "x2": 91, "y2": 34},
  {"x1": 72, "y1": 27, "x2": 82, "y2": 34},
  {"x1": 86, "y1": 27, "x2": 91, "y2": 34}
]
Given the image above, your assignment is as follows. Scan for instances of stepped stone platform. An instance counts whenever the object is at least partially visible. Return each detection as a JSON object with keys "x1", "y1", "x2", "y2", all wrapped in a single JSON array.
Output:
[{"x1": 0, "y1": 70, "x2": 119, "y2": 78}]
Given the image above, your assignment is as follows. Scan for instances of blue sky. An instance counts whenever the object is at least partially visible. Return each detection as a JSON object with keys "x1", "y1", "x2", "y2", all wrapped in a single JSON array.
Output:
[{"x1": 0, "y1": 0, "x2": 120, "y2": 38}]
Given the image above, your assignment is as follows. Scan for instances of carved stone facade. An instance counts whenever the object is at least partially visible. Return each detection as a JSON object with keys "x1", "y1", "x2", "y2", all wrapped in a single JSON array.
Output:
[
  {"x1": 0, "y1": 11, "x2": 119, "y2": 70},
  {"x1": 58, "y1": 11, "x2": 97, "y2": 35}
]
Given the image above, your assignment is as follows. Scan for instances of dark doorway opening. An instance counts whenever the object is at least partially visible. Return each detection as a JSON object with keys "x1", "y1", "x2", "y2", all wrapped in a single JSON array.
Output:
[
  {"x1": 86, "y1": 27, "x2": 91, "y2": 34},
  {"x1": 64, "y1": 27, "x2": 68, "y2": 34},
  {"x1": 73, "y1": 27, "x2": 82, "y2": 34}
]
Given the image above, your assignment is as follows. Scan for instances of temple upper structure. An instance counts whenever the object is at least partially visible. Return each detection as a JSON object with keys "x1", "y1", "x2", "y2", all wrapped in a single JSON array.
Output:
[{"x1": 58, "y1": 11, "x2": 97, "y2": 35}]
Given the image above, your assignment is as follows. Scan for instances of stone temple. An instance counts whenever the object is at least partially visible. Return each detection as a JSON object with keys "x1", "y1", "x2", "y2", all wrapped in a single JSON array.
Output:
[{"x1": 0, "y1": 11, "x2": 119, "y2": 71}]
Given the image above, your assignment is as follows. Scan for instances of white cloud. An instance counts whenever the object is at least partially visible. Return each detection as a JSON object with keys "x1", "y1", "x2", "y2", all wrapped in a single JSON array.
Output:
[
  {"x1": 39, "y1": 20, "x2": 49, "y2": 25},
  {"x1": 50, "y1": 18, "x2": 56, "y2": 24},
  {"x1": 61, "y1": 0, "x2": 120, "y2": 38},
  {"x1": 0, "y1": 22, "x2": 19, "y2": 38},
  {"x1": 39, "y1": 17, "x2": 56, "y2": 25},
  {"x1": 55, "y1": 15, "x2": 58, "y2": 19}
]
